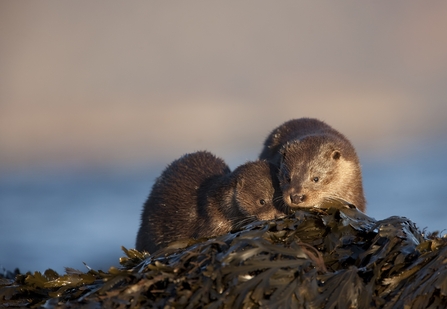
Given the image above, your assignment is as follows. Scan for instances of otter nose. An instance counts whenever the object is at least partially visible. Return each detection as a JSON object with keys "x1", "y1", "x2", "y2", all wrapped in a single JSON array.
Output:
[{"x1": 290, "y1": 194, "x2": 306, "y2": 204}]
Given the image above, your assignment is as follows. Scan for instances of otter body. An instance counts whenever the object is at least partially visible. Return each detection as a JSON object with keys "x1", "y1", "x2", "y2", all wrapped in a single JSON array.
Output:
[
  {"x1": 136, "y1": 151, "x2": 285, "y2": 253},
  {"x1": 260, "y1": 118, "x2": 366, "y2": 212}
]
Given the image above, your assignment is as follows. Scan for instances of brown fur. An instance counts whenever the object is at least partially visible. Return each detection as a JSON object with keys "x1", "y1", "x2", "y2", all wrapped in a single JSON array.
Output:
[
  {"x1": 259, "y1": 118, "x2": 366, "y2": 212},
  {"x1": 136, "y1": 151, "x2": 285, "y2": 253}
]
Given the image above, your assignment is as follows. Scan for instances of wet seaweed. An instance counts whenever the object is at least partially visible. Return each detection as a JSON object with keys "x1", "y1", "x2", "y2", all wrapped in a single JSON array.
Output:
[{"x1": 1, "y1": 199, "x2": 446, "y2": 308}]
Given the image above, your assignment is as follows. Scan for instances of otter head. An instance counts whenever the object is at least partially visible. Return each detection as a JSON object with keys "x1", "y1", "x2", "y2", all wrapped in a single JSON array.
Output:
[
  {"x1": 231, "y1": 161, "x2": 286, "y2": 222},
  {"x1": 278, "y1": 135, "x2": 364, "y2": 210}
]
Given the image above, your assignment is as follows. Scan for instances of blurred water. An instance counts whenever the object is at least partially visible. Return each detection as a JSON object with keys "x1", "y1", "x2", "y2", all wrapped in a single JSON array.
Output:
[
  {"x1": 0, "y1": 166, "x2": 156, "y2": 274},
  {"x1": 364, "y1": 150, "x2": 447, "y2": 233},
  {"x1": 1, "y1": 148, "x2": 447, "y2": 274}
]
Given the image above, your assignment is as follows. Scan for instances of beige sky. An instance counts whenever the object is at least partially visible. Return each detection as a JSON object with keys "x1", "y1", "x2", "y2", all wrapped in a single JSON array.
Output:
[{"x1": 1, "y1": 1, "x2": 447, "y2": 169}]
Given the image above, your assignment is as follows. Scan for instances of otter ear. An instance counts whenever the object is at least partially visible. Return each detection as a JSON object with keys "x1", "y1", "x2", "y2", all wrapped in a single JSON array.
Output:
[
  {"x1": 279, "y1": 147, "x2": 287, "y2": 161},
  {"x1": 331, "y1": 150, "x2": 341, "y2": 160},
  {"x1": 280, "y1": 142, "x2": 292, "y2": 160},
  {"x1": 236, "y1": 177, "x2": 244, "y2": 190}
]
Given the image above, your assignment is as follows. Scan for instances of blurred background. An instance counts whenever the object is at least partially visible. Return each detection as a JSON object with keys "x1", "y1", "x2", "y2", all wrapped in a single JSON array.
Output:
[{"x1": 1, "y1": 1, "x2": 447, "y2": 274}]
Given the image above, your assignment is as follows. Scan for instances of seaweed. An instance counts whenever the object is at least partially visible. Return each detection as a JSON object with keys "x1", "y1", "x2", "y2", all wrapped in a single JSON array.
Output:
[{"x1": 1, "y1": 199, "x2": 446, "y2": 308}]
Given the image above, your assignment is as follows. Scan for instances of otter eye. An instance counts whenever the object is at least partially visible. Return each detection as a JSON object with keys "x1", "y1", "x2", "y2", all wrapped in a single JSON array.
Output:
[
  {"x1": 259, "y1": 199, "x2": 266, "y2": 206},
  {"x1": 282, "y1": 173, "x2": 291, "y2": 183},
  {"x1": 313, "y1": 177, "x2": 319, "y2": 183}
]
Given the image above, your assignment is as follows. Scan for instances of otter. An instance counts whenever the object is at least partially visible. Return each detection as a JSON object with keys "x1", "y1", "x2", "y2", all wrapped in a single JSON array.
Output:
[
  {"x1": 136, "y1": 151, "x2": 285, "y2": 253},
  {"x1": 259, "y1": 118, "x2": 366, "y2": 212}
]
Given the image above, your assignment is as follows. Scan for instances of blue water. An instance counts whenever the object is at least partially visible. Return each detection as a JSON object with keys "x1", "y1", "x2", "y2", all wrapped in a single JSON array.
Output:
[
  {"x1": 1, "y1": 151, "x2": 447, "y2": 274},
  {"x1": 0, "y1": 166, "x2": 156, "y2": 274}
]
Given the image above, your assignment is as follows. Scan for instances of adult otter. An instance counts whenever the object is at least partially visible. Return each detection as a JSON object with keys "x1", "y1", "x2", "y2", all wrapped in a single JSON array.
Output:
[
  {"x1": 259, "y1": 118, "x2": 366, "y2": 212},
  {"x1": 136, "y1": 151, "x2": 285, "y2": 253}
]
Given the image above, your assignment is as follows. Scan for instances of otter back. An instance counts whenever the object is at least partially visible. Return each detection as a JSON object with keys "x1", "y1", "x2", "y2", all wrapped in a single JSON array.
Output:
[{"x1": 136, "y1": 151, "x2": 230, "y2": 253}]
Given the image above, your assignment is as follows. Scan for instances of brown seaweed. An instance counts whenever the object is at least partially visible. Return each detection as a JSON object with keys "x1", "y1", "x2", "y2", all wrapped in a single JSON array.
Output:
[{"x1": 1, "y1": 199, "x2": 446, "y2": 308}]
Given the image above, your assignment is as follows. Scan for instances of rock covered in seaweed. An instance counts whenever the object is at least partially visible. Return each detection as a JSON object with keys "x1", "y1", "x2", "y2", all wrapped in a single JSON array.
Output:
[{"x1": 1, "y1": 199, "x2": 447, "y2": 308}]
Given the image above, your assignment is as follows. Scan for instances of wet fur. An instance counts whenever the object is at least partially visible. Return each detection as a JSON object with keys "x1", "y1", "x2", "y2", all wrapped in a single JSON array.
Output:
[
  {"x1": 136, "y1": 151, "x2": 285, "y2": 253},
  {"x1": 260, "y1": 118, "x2": 366, "y2": 212}
]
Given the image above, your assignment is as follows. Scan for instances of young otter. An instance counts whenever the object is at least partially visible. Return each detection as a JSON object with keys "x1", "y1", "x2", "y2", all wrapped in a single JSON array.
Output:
[
  {"x1": 136, "y1": 151, "x2": 285, "y2": 253},
  {"x1": 259, "y1": 118, "x2": 366, "y2": 212}
]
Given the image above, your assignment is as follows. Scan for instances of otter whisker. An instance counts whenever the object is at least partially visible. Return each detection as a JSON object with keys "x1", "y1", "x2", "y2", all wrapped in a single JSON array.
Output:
[
  {"x1": 230, "y1": 215, "x2": 258, "y2": 230},
  {"x1": 273, "y1": 196, "x2": 284, "y2": 203},
  {"x1": 323, "y1": 195, "x2": 357, "y2": 209}
]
